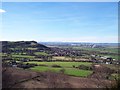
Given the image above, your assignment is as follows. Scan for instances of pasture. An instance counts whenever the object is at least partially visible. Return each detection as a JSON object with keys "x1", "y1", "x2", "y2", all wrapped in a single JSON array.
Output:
[
  {"x1": 72, "y1": 47, "x2": 118, "y2": 54},
  {"x1": 0, "y1": 53, "x2": 7, "y2": 56},
  {"x1": 27, "y1": 48, "x2": 38, "y2": 50},
  {"x1": 25, "y1": 61, "x2": 92, "y2": 68},
  {"x1": 34, "y1": 52, "x2": 48, "y2": 56},
  {"x1": 26, "y1": 61, "x2": 93, "y2": 77},
  {"x1": 12, "y1": 55, "x2": 35, "y2": 58},
  {"x1": 30, "y1": 66, "x2": 93, "y2": 77},
  {"x1": 52, "y1": 56, "x2": 72, "y2": 60}
]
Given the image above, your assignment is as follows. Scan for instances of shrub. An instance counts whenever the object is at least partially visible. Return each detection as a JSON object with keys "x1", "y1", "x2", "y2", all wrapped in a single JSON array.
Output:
[
  {"x1": 17, "y1": 63, "x2": 37, "y2": 69},
  {"x1": 60, "y1": 68, "x2": 65, "y2": 74},
  {"x1": 106, "y1": 74, "x2": 120, "y2": 90},
  {"x1": 39, "y1": 64, "x2": 48, "y2": 67},
  {"x1": 78, "y1": 65, "x2": 93, "y2": 70},
  {"x1": 51, "y1": 64, "x2": 61, "y2": 68},
  {"x1": 72, "y1": 65, "x2": 75, "y2": 68}
]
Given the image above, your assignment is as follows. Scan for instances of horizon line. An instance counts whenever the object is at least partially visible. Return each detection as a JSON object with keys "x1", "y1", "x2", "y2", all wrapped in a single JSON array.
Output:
[{"x1": 1, "y1": 40, "x2": 119, "y2": 43}]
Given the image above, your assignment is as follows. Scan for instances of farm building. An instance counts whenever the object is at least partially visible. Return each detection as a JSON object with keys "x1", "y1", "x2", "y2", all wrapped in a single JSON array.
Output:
[{"x1": 101, "y1": 56, "x2": 113, "y2": 64}]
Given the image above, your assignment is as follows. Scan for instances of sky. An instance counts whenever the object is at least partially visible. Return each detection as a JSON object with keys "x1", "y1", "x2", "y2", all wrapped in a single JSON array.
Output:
[{"x1": 0, "y1": 2, "x2": 118, "y2": 43}]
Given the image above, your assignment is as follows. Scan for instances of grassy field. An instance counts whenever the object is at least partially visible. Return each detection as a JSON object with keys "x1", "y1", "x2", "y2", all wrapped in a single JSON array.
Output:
[
  {"x1": 30, "y1": 66, "x2": 92, "y2": 77},
  {"x1": 104, "y1": 55, "x2": 119, "y2": 60},
  {"x1": 12, "y1": 55, "x2": 35, "y2": 58},
  {"x1": 98, "y1": 54, "x2": 119, "y2": 60},
  {"x1": 25, "y1": 61, "x2": 92, "y2": 68},
  {"x1": 34, "y1": 52, "x2": 48, "y2": 56},
  {"x1": 72, "y1": 47, "x2": 118, "y2": 54},
  {"x1": 64, "y1": 68, "x2": 92, "y2": 77},
  {"x1": 26, "y1": 61, "x2": 93, "y2": 77},
  {"x1": 52, "y1": 56, "x2": 89, "y2": 61},
  {"x1": 27, "y1": 48, "x2": 38, "y2": 50},
  {"x1": 11, "y1": 53, "x2": 27, "y2": 55},
  {"x1": 0, "y1": 53, "x2": 7, "y2": 56},
  {"x1": 30, "y1": 66, "x2": 61, "y2": 72},
  {"x1": 53, "y1": 56, "x2": 72, "y2": 60},
  {"x1": 10, "y1": 47, "x2": 38, "y2": 50}
]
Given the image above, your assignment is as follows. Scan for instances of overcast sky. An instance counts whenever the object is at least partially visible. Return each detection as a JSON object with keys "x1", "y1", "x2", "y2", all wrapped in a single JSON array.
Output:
[{"x1": 1, "y1": 2, "x2": 118, "y2": 43}]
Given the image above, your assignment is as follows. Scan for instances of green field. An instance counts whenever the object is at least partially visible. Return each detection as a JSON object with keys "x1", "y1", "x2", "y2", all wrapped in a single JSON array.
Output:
[
  {"x1": 0, "y1": 53, "x2": 7, "y2": 56},
  {"x1": 12, "y1": 55, "x2": 35, "y2": 58},
  {"x1": 72, "y1": 47, "x2": 118, "y2": 54},
  {"x1": 53, "y1": 56, "x2": 72, "y2": 60},
  {"x1": 30, "y1": 66, "x2": 92, "y2": 77},
  {"x1": 26, "y1": 61, "x2": 93, "y2": 77},
  {"x1": 25, "y1": 61, "x2": 92, "y2": 68},
  {"x1": 105, "y1": 55, "x2": 119, "y2": 60},
  {"x1": 27, "y1": 48, "x2": 38, "y2": 50},
  {"x1": 64, "y1": 68, "x2": 92, "y2": 77},
  {"x1": 99, "y1": 54, "x2": 119, "y2": 60},
  {"x1": 34, "y1": 52, "x2": 48, "y2": 56},
  {"x1": 30, "y1": 66, "x2": 61, "y2": 72},
  {"x1": 11, "y1": 52, "x2": 26, "y2": 55},
  {"x1": 10, "y1": 47, "x2": 38, "y2": 50}
]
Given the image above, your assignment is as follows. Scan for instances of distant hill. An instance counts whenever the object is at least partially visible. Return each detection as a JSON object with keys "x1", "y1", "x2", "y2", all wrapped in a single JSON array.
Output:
[
  {"x1": 40, "y1": 42, "x2": 119, "y2": 47},
  {"x1": 1, "y1": 41, "x2": 50, "y2": 53}
]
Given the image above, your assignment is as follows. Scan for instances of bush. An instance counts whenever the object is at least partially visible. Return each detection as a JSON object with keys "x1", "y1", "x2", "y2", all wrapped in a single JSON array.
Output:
[
  {"x1": 78, "y1": 65, "x2": 93, "y2": 70},
  {"x1": 51, "y1": 64, "x2": 61, "y2": 68},
  {"x1": 17, "y1": 63, "x2": 37, "y2": 69},
  {"x1": 72, "y1": 65, "x2": 75, "y2": 68},
  {"x1": 39, "y1": 64, "x2": 48, "y2": 67},
  {"x1": 60, "y1": 68, "x2": 65, "y2": 74},
  {"x1": 106, "y1": 74, "x2": 120, "y2": 90}
]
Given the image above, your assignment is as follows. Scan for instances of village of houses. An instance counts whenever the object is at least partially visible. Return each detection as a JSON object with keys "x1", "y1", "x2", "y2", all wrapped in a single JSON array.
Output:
[{"x1": 1, "y1": 41, "x2": 119, "y2": 68}]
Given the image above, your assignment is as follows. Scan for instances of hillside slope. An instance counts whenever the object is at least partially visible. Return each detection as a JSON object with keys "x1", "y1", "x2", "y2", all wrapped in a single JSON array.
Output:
[{"x1": 1, "y1": 41, "x2": 50, "y2": 53}]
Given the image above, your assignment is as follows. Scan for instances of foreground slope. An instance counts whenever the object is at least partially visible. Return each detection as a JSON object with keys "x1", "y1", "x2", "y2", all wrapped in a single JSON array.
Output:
[{"x1": 2, "y1": 67, "x2": 113, "y2": 88}]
